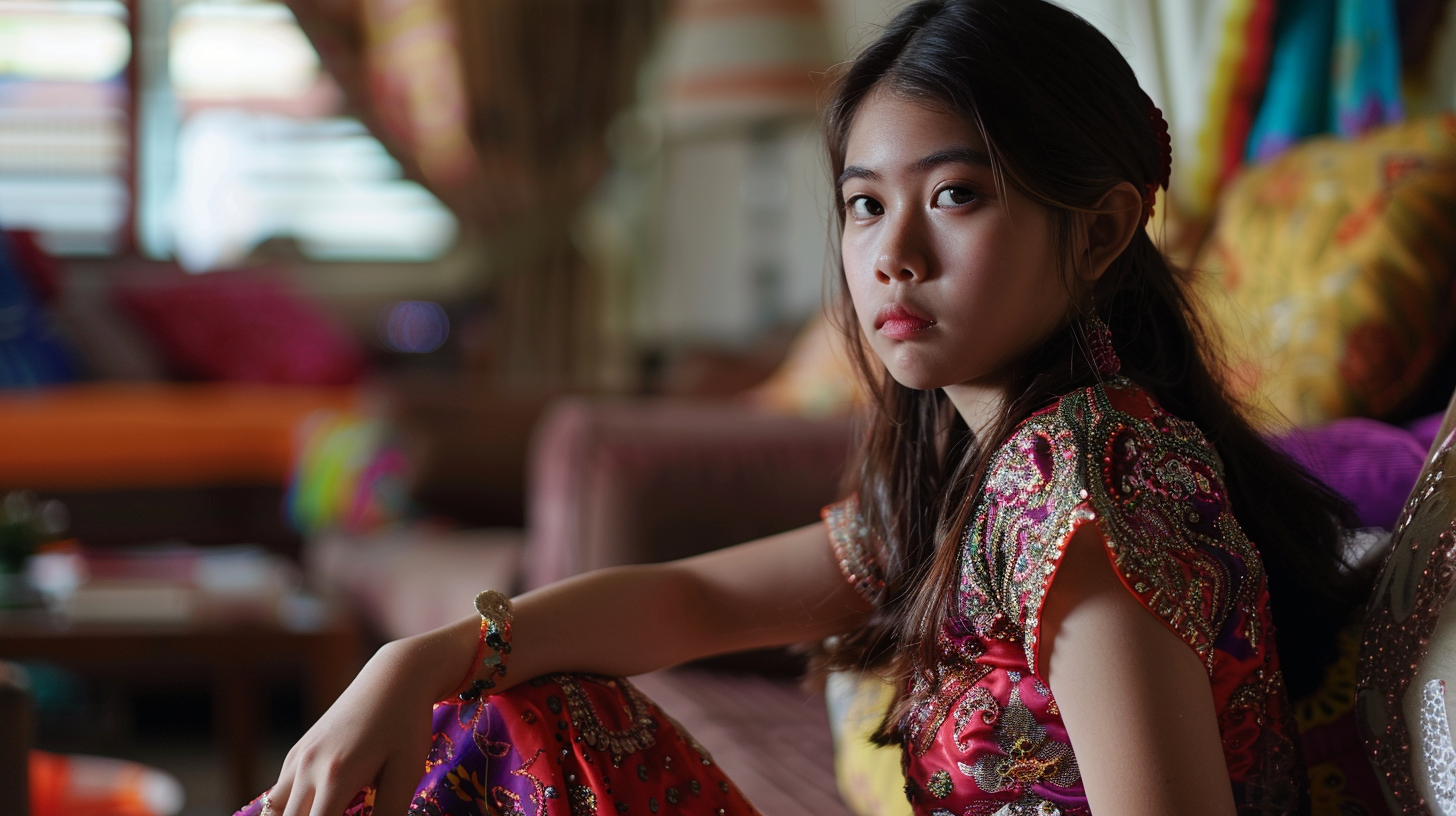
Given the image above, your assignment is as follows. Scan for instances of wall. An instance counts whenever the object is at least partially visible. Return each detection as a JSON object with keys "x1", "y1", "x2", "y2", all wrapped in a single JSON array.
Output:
[{"x1": 629, "y1": 0, "x2": 911, "y2": 349}]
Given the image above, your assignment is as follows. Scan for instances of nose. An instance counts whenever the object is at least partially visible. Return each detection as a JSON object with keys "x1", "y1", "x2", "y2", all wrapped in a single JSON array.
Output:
[{"x1": 872, "y1": 210, "x2": 929, "y2": 284}]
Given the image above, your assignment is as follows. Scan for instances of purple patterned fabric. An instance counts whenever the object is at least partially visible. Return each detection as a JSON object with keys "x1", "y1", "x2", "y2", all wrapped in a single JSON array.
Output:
[{"x1": 235, "y1": 674, "x2": 760, "y2": 816}]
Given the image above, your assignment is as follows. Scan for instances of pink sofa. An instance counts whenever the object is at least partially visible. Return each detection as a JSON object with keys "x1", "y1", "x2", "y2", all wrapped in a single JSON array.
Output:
[
  {"x1": 524, "y1": 397, "x2": 853, "y2": 588},
  {"x1": 521, "y1": 397, "x2": 858, "y2": 814}
]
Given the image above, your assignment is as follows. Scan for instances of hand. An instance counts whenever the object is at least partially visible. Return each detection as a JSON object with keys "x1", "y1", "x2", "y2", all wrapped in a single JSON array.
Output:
[{"x1": 265, "y1": 623, "x2": 476, "y2": 816}]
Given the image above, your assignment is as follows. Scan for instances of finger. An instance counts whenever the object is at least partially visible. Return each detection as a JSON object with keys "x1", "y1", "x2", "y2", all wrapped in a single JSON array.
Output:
[
  {"x1": 373, "y1": 754, "x2": 423, "y2": 816},
  {"x1": 261, "y1": 773, "x2": 294, "y2": 816},
  {"x1": 307, "y1": 776, "x2": 366, "y2": 816},
  {"x1": 279, "y1": 780, "x2": 315, "y2": 816}
]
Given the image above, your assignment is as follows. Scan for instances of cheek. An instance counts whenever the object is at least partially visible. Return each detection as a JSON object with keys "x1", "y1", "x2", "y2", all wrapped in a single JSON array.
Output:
[
  {"x1": 972, "y1": 226, "x2": 1062, "y2": 307},
  {"x1": 840, "y1": 242, "x2": 878, "y2": 327}
]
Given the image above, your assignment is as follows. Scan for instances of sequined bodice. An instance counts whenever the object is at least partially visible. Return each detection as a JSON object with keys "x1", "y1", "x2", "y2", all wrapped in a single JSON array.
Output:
[{"x1": 824, "y1": 379, "x2": 1301, "y2": 816}]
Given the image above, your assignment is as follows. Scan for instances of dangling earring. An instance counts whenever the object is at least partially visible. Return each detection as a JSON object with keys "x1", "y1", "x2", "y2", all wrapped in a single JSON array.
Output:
[{"x1": 1084, "y1": 310, "x2": 1121, "y2": 377}]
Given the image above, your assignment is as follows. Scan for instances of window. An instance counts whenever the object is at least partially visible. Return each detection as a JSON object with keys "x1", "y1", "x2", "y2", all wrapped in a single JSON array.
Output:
[
  {"x1": 0, "y1": 0, "x2": 132, "y2": 255},
  {"x1": 0, "y1": 0, "x2": 458, "y2": 266},
  {"x1": 154, "y1": 0, "x2": 458, "y2": 269}
]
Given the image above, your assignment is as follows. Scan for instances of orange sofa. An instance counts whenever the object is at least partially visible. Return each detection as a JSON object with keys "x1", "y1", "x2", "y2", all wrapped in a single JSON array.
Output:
[{"x1": 0, "y1": 383, "x2": 356, "y2": 553}]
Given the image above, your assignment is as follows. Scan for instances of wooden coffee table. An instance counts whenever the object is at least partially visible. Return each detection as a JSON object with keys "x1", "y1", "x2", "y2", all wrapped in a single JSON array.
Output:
[{"x1": 0, "y1": 598, "x2": 362, "y2": 806}]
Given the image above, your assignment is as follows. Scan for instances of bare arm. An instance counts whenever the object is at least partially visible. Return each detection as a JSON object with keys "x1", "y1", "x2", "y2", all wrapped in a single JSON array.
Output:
[
  {"x1": 271, "y1": 521, "x2": 872, "y2": 816},
  {"x1": 510, "y1": 522, "x2": 876, "y2": 680},
  {"x1": 1040, "y1": 522, "x2": 1237, "y2": 816},
  {"x1": 400, "y1": 521, "x2": 874, "y2": 702}
]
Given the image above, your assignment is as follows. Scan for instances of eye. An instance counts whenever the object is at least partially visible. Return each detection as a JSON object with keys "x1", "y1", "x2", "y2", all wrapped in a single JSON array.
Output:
[
  {"x1": 934, "y1": 186, "x2": 977, "y2": 207},
  {"x1": 846, "y1": 194, "x2": 884, "y2": 219}
]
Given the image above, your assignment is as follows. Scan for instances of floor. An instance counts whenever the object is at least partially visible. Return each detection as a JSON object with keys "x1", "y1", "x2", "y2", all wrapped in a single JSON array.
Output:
[
  {"x1": 103, "y1": 739, "x2": 290, "y2": 816},
  {"x1": 32, "y1": 680, "x2": 298, "y2": 816}
]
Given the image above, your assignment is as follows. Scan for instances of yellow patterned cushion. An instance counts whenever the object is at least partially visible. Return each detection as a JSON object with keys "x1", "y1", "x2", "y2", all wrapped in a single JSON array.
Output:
[
  {"x1": 825, "y1": 672, "x2": 912, "y2": 816},
  {"x1": 1199, "y1": 114, "x2": 1456, "y2": 427}
]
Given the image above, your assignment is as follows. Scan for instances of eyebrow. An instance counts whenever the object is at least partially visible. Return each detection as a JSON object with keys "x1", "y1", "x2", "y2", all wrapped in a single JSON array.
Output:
[{"x1": 837, "y1": 147, "x2": 992, "y2": 190}]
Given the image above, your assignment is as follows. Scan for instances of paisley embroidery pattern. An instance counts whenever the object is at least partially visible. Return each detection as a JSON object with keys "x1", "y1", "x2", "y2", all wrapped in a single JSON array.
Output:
[
  {"x1": 969, "y1": 381, "x2": 1266, "y2": 676},
  {"x1": 831, "y1": 379, "x2": 1301, "y2": 816},
  {"x1": 556, "y1": 675, "x2": 659, "y2": 766},
  {"x1": 904, "y1": 624, "x2": 996, "y2": 756}
]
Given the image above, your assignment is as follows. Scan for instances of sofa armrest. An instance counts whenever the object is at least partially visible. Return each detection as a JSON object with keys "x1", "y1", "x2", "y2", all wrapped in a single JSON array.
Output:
[
  {"x1": 526, "y1": 398, "x2": 854, "y2": 588},
  {"x1": 0, "y1": 662, "x2": 31, "y2": 813}
]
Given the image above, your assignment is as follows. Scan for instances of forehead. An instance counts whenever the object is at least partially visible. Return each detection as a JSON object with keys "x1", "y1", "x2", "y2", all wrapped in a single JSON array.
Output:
[{"x1": 843, "y1": 87, "x2": 987, "y2": 170}]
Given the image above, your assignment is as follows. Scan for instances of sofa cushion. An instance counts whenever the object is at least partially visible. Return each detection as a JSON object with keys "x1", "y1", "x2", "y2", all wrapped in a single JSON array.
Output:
[
  {"x1": 116, "y1": 271, "x2": 364, "y2": 386},
  {"x1": 1200, "y1": 114, "x2": 1456, "y2": 426},
  {"x1": 746, "y1": 314, "x2": 867, "y2": 418},
  {"x1": 633, "y1": 669, "x2": 853, "y2": 816},
  {"x1": 825, "y1": 671, "x2": 909, "y2": 816},
  {"x1": 1271, "y1": 417, "x2": 1428, "y2": 529}
]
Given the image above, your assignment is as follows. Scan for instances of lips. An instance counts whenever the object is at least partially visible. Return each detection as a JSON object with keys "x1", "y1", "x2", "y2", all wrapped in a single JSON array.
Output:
[{"x1": 874, "y1": 302, "x2": 936, "y2": 339}]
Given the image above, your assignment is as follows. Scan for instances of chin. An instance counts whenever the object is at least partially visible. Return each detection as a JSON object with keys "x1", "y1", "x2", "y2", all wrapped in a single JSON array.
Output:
[
  {"x1": 874, "y1": 344, "x2": 974, "y2": 391},
  {"x1": 883, "y1": 365, "x2": 955, "y2": 392}
]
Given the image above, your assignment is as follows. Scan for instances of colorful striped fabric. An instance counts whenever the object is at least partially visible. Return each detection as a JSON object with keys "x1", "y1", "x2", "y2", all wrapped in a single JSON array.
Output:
[
  {"x1": 1246, "y1": 0, "x2": 1404, "y2": 164},
  {"x1": 1058, "y1": 0, "x2": 1277, "y2": 222}
]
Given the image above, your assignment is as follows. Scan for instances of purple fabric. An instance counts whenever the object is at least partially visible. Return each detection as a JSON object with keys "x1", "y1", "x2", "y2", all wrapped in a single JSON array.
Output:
[
  {"x1": 1407, "y1": 411, "x2": 1448, "y2": 453},
  {"x1": 234, "y1": 674, "x2": 760, "y2": 816},
  {"x1": 1270, "y1": 417, "x2": 1427, "y2": 529}
]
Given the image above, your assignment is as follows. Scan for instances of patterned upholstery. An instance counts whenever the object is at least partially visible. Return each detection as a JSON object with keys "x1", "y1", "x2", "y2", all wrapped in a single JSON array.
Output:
[
  {"x1": 1201, "y1": 114, "x2": 1456, "y2": 427},
  {"x1": 1358, "y1": 386, "x2": 1456, "y2": 813}
]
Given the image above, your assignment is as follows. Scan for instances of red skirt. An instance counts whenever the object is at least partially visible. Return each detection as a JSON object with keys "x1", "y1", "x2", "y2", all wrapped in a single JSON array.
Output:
[{"x1": 237, "y1": 674, "x2": 761, "y2": 816}]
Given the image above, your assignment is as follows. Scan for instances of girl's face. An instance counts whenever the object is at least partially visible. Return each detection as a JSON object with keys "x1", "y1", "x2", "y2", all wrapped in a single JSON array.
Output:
[{"x1": 840, "y1": 89, "x2": 1071, "y2": 397}]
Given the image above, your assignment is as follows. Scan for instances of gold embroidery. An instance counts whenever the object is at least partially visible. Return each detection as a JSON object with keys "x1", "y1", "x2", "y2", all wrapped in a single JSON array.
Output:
[
  {"x1": 823, "y1": 495, "x2": 888, "y2": 607},
  {"x1": 960, "y1": 683, "x2": 1079, "y2": 793},
  {"x1": 555, "y1": 674, "x2": 659, "y2": 767}
]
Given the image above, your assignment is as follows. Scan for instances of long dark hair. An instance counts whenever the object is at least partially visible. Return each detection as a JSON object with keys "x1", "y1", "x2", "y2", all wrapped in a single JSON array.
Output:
[{"x1": 818, "y1": 0, "x2": 1365, "y2": 741}]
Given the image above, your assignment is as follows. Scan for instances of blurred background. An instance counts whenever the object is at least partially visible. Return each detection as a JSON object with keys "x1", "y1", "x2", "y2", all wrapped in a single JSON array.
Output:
[{"x1": 1, "y1": 0, "x2": 1456, "y2": 814}]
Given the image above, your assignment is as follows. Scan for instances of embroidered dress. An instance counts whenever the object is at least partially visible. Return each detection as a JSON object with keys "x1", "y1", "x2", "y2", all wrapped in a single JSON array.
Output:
[
  {"x1": 234, "y1": 377, "x2": 1299, "y2": 816},
  {"x1": 237, "y1": 673, "x2": 760, "y2": 816},
  {"x1": 824, "y1": 378, "x2": 1301, "y2": 816}
]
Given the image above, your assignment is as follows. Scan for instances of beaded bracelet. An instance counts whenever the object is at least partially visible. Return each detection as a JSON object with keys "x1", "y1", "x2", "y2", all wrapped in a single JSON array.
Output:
[{"x1": 449, "y1": 589, "x2": 515, "y2": 702}]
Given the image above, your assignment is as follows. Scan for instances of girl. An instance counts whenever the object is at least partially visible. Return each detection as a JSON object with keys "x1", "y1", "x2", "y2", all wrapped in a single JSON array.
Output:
[{"x1": 245, "y1": 1, "x2": 1366, "y2": 814}]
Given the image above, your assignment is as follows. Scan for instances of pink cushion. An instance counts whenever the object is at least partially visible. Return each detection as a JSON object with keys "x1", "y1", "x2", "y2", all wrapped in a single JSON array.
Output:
[{"x1": 117, "y1": 271, "x2": 364, "y2": 386}]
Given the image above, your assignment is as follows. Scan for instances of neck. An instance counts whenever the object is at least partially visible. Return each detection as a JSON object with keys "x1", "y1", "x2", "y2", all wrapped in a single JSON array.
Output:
[{"x1": 942, "y1": 378, "x2": 1011, "y2": 440}]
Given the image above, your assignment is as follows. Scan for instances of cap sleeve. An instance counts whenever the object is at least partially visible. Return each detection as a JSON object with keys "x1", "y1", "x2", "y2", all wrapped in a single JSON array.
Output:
[
  {"x1": 977, "y1": 382, "x2": 1267, "y2": 678},
  {"x1": 823, "y1": 495, "x2": 887, "y2": 608}
]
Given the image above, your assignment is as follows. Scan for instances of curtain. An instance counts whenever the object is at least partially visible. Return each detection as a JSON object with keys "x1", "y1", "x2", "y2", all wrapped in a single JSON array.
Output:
[
  {"x1": 1057, "y1": 0, "x2": 1277, "y2": 238},
  {"x1": 287, "y1": 0, "x2": 668, "y2": 386},
  {"x1": 1246, "y1": 0, "x2": 1404, "y2": 163},
  {"x1": 1062, "y1": 0, "x2": 1456, "y2": 260}
]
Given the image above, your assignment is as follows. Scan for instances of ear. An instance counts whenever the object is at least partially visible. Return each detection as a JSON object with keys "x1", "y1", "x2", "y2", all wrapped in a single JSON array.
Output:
[{"x1": 1077, "y1": 181, "x2": 1144, "y2": 284}]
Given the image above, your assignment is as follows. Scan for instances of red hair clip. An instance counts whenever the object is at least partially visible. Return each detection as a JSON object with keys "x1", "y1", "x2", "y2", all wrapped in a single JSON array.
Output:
[{"x1": 1143, "y1": 93, "x2": 1171, "y2": 223}]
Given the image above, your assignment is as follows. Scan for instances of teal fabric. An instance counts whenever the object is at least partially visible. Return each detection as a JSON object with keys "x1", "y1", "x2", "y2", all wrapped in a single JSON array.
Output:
[{"x1": 1247, "y1": 0, "x2": 1404, "y2": 163}]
